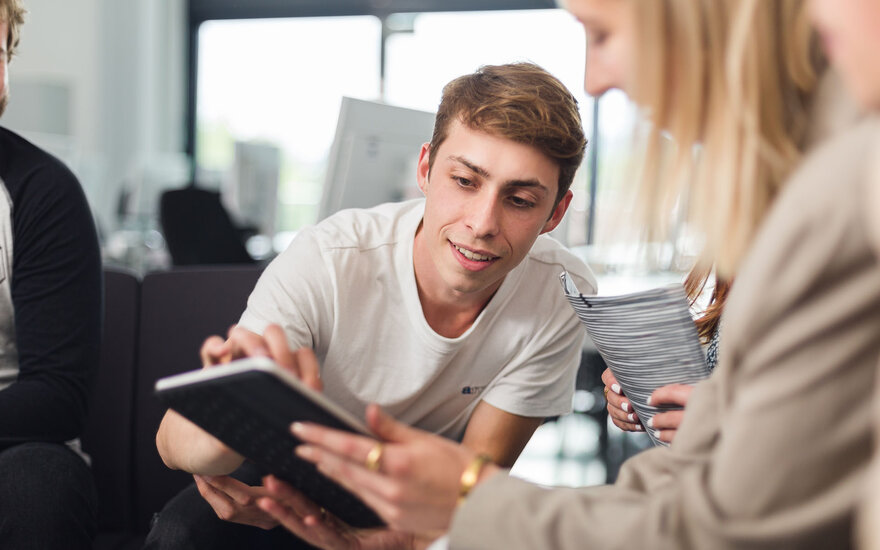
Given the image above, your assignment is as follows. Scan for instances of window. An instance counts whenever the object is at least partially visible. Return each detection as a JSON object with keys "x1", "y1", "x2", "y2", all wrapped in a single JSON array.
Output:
[
  {"x1": 196, "y1": 16, "x2": 382, "y2": 232},
  {"x1": 189, "y1": 3, "x2": 637, "y2": 253}
]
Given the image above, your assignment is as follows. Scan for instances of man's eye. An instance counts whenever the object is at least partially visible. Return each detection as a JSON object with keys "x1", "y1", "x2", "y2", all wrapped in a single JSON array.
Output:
[
  {"x1": 453, "y1": 176, "x2": 473, "y2": 187},
  {"x1": 510, "y1": 196, "x2": 536, "y2": 209}
]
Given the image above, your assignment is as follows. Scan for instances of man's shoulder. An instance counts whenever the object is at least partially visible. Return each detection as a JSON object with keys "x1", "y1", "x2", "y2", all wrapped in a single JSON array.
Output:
[
  {"x1": 310, "y1": 199, "x2": 423, "y2": 251},
  {"x1": 524, "y1": 235, "x2": 597, "y2": 295}
]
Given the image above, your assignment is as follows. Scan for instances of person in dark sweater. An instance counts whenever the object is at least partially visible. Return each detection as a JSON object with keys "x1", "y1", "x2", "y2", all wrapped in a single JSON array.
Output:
[{"x1": 0, "y1": 2, "x2": 102, "y2": 548}]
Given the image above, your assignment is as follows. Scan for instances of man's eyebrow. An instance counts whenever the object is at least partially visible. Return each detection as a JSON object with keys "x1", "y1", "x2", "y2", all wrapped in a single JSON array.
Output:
[
  {"x1": 448, "y1": 155, "x2": 551, "y2": 195},
  {"x1": 448, "y1": 155, "x2": 490, "y2": 179},
  {"x1": 505, "y1": 179, "x2": 551, "y2": 199}
]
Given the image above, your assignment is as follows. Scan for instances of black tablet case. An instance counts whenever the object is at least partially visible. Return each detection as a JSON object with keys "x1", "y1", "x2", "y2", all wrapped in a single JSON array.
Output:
[{"x1": 155, "y1": 366, "x2": 384, "y2": 528}]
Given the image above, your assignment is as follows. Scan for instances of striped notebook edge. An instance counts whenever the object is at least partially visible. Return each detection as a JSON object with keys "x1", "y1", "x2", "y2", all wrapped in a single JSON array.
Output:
[{"x1": 559, "y1": 271, "x2": 709, "y2": 446}]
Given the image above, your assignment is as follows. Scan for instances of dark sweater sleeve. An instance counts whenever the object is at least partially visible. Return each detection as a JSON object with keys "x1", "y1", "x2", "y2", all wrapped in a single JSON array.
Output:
[{"x1": 0, "y1": 154, "x2": 102, "y2": 446}]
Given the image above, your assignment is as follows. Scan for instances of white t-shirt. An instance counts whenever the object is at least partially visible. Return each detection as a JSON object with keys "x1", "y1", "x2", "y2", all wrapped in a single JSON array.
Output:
[{"x1": 239, "y1": 199, "x2": 597, "y2": 440}]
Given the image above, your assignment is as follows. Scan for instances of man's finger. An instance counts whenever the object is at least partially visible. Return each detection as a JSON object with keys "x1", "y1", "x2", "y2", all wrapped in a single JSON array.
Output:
[
  {"x1": 263, "y1": 324, "x2": 298, "y2": 375},
  {"x1": 200, "y1": 336, "x2": 230, "y2": 366},
  {"x1": 649, "y1": 384, "x2": 693, "y2": 407},
  {"x1": 294, "y1": 348, "x2": 323, "y2": 391},
  {"x1": 227, "y1": 325, "x2": 271, "y2": 359},
  {"x1": 201, "y1": 475, "x2": 265, "y2": 506},
  {"x1": 194, "y1": 475, "x2": 235, "y2": 518}
]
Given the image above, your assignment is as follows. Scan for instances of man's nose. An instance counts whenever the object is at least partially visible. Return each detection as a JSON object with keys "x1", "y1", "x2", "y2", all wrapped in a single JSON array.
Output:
[{"x1": 465, "y1": 193, "x2": 502, "y2": 239}]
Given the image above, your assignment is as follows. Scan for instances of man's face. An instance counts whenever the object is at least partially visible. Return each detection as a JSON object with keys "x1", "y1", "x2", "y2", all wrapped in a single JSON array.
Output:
[
  {"x1": 810, "y1": 0, "x2": 880, "y2": 110},
  {"x1": 414, "y1": 120, "x2": 571, "y2": 301},
  {"x1": 0, "y1": 21, "x2": 9, "y2": 117}
]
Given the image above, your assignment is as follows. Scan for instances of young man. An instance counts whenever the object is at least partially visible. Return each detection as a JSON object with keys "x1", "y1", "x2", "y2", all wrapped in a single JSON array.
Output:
[
  {"x1": 148, "y1": 62, "x2": 595, "y2": 549},
  {"x1": 0, "y1": 1, "x2": 103, "y2": 548}
]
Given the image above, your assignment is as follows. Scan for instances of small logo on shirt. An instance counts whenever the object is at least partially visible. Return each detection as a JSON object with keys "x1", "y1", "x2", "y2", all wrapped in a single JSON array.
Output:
[{"x1": 461, "y1": 385, "x2": 485, "y2": 395}]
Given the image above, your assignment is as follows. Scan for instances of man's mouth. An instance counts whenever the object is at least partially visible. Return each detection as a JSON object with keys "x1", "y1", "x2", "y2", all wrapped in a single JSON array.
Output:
[{"x1": 452, "y1": 243, "x2": 499, "y2": 262}]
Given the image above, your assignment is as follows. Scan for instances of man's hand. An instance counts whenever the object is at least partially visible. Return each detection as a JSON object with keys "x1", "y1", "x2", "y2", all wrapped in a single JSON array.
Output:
[
  {"x1": 200, "y1": 324, "x2": 323, "y2": 391},
  {"x1": 647, "y1": 384, "x2": 693, "y2": 443},
  {"x1": 601, "y1": 368, "x2": 643, "y2": 432},
  {"x1": 194, "y1": 474, "x2": 279, "y2": 530},
  {"x1": 156, "y1": 324, "x2": 322, "y2": 475},
  {"x1": 257, "y1": 476, "x2": 425, "y2": 550}
]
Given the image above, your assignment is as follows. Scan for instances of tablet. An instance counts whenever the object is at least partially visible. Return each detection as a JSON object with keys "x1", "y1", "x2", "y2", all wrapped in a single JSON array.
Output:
[{"x1": 154, "y1": 356, "x2": 383, "y2": 528}]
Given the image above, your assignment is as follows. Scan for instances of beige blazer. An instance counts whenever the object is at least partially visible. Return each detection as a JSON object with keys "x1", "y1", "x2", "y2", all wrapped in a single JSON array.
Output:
[
  {"x1": 449, "y1": 116, "x2": 880, "y2": 549},
  {"x1": 858, "y1": 134, "x2": 880, "y2": 550}
]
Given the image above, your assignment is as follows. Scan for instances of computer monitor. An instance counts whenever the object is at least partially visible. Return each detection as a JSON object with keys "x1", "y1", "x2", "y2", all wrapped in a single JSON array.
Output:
[
  {"x1": 318, "y1": 97, "x2": 436, "y2": 221},
  {"x1": 226, "y1": 140, "x2": 281, "y2": 236}
]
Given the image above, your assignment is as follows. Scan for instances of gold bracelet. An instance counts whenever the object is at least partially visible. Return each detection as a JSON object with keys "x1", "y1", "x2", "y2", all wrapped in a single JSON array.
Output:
[{"x1": 458, "y1": 454, "x2": 492, "y2": 506}]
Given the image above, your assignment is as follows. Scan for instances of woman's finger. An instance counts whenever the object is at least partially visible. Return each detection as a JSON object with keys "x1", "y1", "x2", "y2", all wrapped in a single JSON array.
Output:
[{"x1": 648, "y1": 383, "x2": 693, "y2": 407}]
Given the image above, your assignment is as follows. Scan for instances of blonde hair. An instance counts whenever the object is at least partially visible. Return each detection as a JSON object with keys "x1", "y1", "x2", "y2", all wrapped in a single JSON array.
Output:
[{"x1": 632, "y1": 0, "x2": 824, "y2": 279}]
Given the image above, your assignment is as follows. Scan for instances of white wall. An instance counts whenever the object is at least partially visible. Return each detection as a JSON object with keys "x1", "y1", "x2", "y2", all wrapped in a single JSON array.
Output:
[{"x1": 4, "y1": 0, "x2": 188, "y2": 234}]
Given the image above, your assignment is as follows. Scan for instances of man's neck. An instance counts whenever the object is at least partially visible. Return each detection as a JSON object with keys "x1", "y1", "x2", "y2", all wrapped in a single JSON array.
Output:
[
  {"x1": 415, "y1": 279, "x2": 499, "y2": 339},
  {"x1": 412, "y1": 224, "x2": 502, "y2": 339}
]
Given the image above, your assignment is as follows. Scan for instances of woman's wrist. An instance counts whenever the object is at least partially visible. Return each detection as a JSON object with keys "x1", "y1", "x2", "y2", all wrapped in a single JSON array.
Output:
[{"x1": 457, "y1": 454, "x2": 500, "y2": 506}]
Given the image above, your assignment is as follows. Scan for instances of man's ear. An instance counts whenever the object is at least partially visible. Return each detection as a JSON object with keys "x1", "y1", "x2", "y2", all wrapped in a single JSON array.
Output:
[
  {"x1": 416, "y1": 143, "x2": 431, "y2": 195},
  {"x1": 540, "y1": 190, "x2": 573, "y2": 234}
]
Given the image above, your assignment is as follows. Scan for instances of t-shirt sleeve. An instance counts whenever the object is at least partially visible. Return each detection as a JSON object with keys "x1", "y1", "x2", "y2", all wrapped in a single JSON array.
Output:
[
  {"x1": 238, "y1": 227, "x2": 334, "y2": 354},
  {"x1": 0, "y1": 159, "x2": 102, "y2": 446}
]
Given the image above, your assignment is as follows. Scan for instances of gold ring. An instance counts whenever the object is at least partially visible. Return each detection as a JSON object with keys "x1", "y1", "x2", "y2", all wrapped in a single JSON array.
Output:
[
  {"x1": 364, "y1": 443, "x2": 384, "y2": 472},
  {"x1": 604, "y1": 387, "x2": 610, "y2": 399}
]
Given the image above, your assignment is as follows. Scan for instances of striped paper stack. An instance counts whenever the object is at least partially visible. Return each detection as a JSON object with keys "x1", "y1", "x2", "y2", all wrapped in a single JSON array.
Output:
[{"x1": 560, "y1": 271, "x2": 709, "y2": 446}]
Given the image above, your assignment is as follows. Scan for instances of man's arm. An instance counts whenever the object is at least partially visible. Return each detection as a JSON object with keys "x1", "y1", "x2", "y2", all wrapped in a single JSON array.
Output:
[
  {"x1": 156, "y1": 409, "x2": 246, "y2": 475},
  {"x1": 460, "y1": 400, "x2": 542, "y2": 468},
  {"x1": 0, "y1": 157, "x2": 101, "y2": 447}
]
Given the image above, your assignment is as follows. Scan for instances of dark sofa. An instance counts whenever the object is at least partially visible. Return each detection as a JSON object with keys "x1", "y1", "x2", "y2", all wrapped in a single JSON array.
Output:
[{"x1": 81, "y1": 265, "x2": 263, "y2": 549}]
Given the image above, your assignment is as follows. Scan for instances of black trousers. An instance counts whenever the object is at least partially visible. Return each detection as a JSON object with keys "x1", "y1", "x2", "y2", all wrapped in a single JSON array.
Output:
[
  {"x1": 143, "y1": 462, "x2": 318, "y2": 550},
  {"x1": 0, "y1": 442, "x2": 98, "y2": 550}
]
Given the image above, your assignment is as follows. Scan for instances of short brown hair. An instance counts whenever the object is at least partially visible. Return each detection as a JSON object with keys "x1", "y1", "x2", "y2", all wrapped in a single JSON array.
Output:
[
  {"x1": 0, "y1": 0, "x2": 25, "y2": 61},
  {"x1": 428, "y1": 63, "x2": 586, "y2": 205}
]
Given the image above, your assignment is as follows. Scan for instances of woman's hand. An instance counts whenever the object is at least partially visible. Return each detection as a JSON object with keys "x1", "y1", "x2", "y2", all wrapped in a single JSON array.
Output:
[
  {"x1": 290, "y1": 404, "x2": 500, "y2": 537},
  {"x1": 601, "y1": 368, "x2": 643, "y2": 432},
  {"x1": 258, "y1": 476, "x2": 427, "y2": 550},
  {"x1": 647, "y1": 384, "x2": 693, "y2": 443}
]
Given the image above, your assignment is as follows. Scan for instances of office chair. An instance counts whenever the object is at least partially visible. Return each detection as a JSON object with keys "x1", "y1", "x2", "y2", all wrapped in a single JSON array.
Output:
[{"x1": 159, "y1": 187, "x2": 255, "y2": 266}]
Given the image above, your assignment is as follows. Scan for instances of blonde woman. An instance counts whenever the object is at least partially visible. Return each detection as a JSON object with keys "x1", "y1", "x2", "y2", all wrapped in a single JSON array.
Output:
[
  {"x1": 602, "y1": 0, "x2": 837, "y2": 442},
  {"x1": 256, "y1": 1, "x2": 880, "y2": 549},
  {"x1": 808, "y1": 1, "x2": 880, "y2": 548}
]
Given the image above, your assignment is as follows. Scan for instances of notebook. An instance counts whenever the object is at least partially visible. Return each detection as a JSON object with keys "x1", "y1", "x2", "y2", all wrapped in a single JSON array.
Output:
[
  {"x1": 155, "y1": 357, "x2": 384, "y2": 527},
  {"x1": 560, "y1": 272, "x2": 710, "y2": 446}
]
